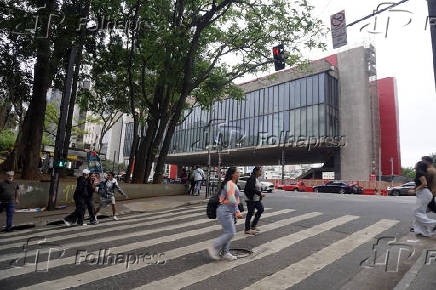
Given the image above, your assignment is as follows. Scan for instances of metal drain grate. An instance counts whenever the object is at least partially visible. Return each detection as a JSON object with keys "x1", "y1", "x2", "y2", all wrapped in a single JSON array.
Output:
[{"x1": 229, "y1": 248, "x2": 253, "y2": 258}]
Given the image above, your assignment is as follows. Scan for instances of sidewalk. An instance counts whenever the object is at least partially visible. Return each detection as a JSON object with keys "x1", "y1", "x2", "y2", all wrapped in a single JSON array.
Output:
[{"x1": 0, "y1": 194, "x2": 208, "y2": 230}]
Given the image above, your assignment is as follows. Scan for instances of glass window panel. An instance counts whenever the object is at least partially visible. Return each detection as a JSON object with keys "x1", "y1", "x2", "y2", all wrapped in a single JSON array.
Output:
[
  {"x1": 289, "y1": 110, "x2": 295, "y2": 138},
  {"x1": 284, "y1": 110, "x2": 290, "y2": 135},
  {"x1": 279, "y1": 84, "x2": 285, "y2": 111},
  {"x1": 307, "y1": 76, "x2": 313, "y2": 106},
  {"x1": 319, "y1": 104, "x2": 325, "y2": 136},
  {"x1": 307, "y1": 106, "x2": 313, "y2": 137},
  {"x1": 284, "y1": 83, "x2": 290, "y2": 110},
  {"x1": 335, "y1": 78, "x2": 339, "y2": 108},
  {"x1": 301, "y1": 107, "x2": 306, "y2": 137},
  {"x1": 253, "y1": 90, "x2": 259, "y2": 117},
  {"x1": 295, "y1": 109, "x2": 301, "y2": 138},
  {"x1": 301, "y1": 78, "x2": 307, "y2": 107},
  {"x1": 295, "y1": 80, "x2": 301, "y2": 108},
  {"x1": 268, "y1": 87, "x2": 274, "y2": 114},
  {"x1": 313, "y1": 74, "x2": 319, "y2": 104},
  {"x1": 259, "y1": 89, "x2": 264, "y2": 116},
  {"x1": 289, "y1": 81, "x2": 295, "y2": 109},
  {"x1": 273, "y1": 113, "x2": 278, "y2": 140},
  {"x1": 268, "y1": 114, "x2": 273, "y2": 138},
  {"x1": 254, "y1": 117, "x2": 259, "y2": 145},
  {"x1": 274, "y1": 86, "x2": 279, "y2": 112},
  {"x1": 313, "y1": 105, "x2": 319, "y2": 137},
  {"x1": 278, "y1": 112, "x2": 284, "y2": 143},
  {"x1": 319, "y1": 74, "x2": 325, "y2": 103}
]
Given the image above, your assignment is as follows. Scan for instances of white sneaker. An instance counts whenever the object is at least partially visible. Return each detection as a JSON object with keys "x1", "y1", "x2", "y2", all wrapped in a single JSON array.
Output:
[
  {"x1": 207, "y1": 246, "x2": 220, "y2": 260},
  {"x1": 113, "y1": 216, "x2": 119, "y2": 221},
  {"x1": 63, "y1": 219, "x2": 71, "y2": 227},
  {"x1": 81, "y1": 223, "x2": 88, "y2": 226},
  {"x1": 222, "y1": 252, "x2": 237, "y2": 261}
]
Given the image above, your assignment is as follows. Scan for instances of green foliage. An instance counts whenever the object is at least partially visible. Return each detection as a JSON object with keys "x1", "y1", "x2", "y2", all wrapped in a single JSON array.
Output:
[
  {"x1": 402, "y1": 167, "x2": 415, "y2": 180},
  {"x1": 0, "y1": 129, "x2": 17, "y2": 151}
]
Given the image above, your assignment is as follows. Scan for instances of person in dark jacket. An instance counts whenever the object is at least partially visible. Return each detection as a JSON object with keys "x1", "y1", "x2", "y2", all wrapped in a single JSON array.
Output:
[
  {"x1": 244, "y1": 167, "x2": 265, "y2": 235},
  {"x1": 63, "y1": 169, "x2": 95, "y2": 226}
]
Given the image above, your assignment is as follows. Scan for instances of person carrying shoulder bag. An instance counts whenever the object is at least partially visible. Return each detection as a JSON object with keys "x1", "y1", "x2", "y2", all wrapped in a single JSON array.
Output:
[{"x1": 244, "y1": 167, "x2": 265, "y2": 235}]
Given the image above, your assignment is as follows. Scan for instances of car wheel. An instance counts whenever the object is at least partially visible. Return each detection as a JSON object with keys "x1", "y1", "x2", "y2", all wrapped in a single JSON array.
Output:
[
  {"x1": 268, "y1": 189, "x2": 273, "y2": 193},
  {"x1": 294, "y1": 188, "x2": 299, "y2": 192},
  {"x1": 314, "y1": 188, "x2": 319, "y2": 193},
  {"x1": 391, "y1": 190, "x2": 400, "y2": 196},
  {"x1": 339, "y1": 188, "x2": 345, "y2": 194}
]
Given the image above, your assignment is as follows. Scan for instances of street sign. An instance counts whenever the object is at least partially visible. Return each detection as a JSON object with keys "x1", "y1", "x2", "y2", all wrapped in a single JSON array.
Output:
[
  {"x1": 331, "y1": 10, "x2": 347, "y2": 49},
  {"x1": 322, "y1": 172, "x2": 335, "y2": 180}
]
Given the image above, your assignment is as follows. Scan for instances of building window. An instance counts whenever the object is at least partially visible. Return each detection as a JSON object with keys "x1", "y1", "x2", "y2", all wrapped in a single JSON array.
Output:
[{"x1": 307, "y1": 76, "x2": 313, "y2": 106}]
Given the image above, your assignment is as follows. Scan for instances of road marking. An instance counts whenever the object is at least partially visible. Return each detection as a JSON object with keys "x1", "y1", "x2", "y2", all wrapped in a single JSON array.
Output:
[
  {"x1": 135, "y1": 215, "x2": 359, "y2": 290},
  {"x1": 0, "y1": 208, "x2": 283, "y2": 280},
  {"x1": 245, "y1": 219, "x2": 399, "y2": 290},
  {"x1": 15, "y1": 210, "x2": 319, "y2": 289},
  {"x1": 0, "y1": 206, "x2": 205, "y2": 242},
  {"x1": 0, "y1": 211, "x2": 206, "y2": 252}
]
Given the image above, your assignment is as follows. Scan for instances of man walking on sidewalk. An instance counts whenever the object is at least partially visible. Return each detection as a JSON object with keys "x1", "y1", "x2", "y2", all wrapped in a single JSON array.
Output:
[
  {"x1": 64, "y1": 169, "x2": 94, "y2": 226},
  {"x1": 0, "y1": 171, "x2": 19, "y2": 232},
  {"x1": 193, "y1": 166, "x2": 205, "y2": 196}
]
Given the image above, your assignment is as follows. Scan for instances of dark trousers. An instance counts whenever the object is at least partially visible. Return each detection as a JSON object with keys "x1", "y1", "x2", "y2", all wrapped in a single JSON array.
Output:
[
  {"x1": 245, "y1": 201, "x2": 264, "y2": 231},
  {"x1": 65, "y1": 195, "x2": 85, "y2": 225},
  {"x1": 0, "y1": 202, "x2": 14, "y2": 230},
  {"x1": 189, "y1": 180, "x2": 196, "y2": 195},
  {"x1": 84, "y1": 197, "x2": 95, "y2": 222}
]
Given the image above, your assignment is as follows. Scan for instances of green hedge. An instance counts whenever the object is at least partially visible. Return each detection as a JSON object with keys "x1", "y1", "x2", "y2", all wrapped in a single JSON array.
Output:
[{"x1": 0, "y1": 129, "x2": 17, "y2": 151}]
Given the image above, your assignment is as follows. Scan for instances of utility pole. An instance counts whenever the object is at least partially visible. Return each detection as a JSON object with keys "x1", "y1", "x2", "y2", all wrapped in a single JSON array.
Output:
[
  {"x1": 390, "y1": 157, "x2": 394, "y2": 186},
  {"x1": 48, "y1": 46, "x2": 78, "y2": 211},
  {"x1": 428, "y1": 0, "x2": 436, "y2": 89},
  {"x1": 281, "y1": 148, "x2": 285, "y2": 185},
  {"x1": 206, "y1": 104, "x2": 213, "y2": 198}
]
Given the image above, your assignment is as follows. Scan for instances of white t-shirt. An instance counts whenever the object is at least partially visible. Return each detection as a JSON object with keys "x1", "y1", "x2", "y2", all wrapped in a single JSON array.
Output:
[{"x1": 194, "y1": 168, "x2": 205, "y2": 181}]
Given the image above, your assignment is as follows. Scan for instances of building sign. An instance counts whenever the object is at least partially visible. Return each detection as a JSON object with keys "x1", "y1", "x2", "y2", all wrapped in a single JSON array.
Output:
[
  {"x1": 331, "y1": 10, "x2": 347, "y2": 49},
  {"x1": 322, "y1": 172, "x2": 335, "y2": 180}
]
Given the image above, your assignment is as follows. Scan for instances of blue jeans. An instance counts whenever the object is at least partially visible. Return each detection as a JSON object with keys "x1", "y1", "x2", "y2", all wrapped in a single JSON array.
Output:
[
  {"x1": 0, "y1": 202, "x2": 14, "y2": 230},
  {"x1": 213, "y1": 205, "x2": 236, "y2": 255},
  {"x1": 194, "y1": 180, "x2": 202, "y2": 195}
]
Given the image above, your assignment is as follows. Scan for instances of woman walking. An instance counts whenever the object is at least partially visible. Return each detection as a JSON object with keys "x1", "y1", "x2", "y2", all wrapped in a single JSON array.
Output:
[
  {"x1": 244, "y1": 167, "x2": 265, "y2": 235},
  {"x1": 413, "y1": 161, "x2": 436, "y2": 236},
  {"x1": 208, "y1": 167, "x2": 243, "y2": 261}
]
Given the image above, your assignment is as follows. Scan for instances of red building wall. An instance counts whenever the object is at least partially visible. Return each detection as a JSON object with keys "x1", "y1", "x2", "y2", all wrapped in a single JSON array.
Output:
[{"x1": 378, "y1": 77, "x2": 401, "y2": 175}]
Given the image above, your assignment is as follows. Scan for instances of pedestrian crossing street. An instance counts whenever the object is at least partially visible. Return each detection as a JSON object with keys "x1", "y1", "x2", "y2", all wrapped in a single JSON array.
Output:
[{"x1": 0, "y1": 205, "x2": 400, "y2": 290}]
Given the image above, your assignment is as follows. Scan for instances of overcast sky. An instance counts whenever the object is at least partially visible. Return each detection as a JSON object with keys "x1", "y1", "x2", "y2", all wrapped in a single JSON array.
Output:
[{"x1": 238, "y1": 0, "x2": 434, "y2": 168}]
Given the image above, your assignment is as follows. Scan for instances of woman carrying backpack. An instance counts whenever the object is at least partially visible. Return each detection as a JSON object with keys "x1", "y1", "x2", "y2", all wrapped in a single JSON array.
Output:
[
  {"x1": 244, "y1": 167, "x2": 265, "y2": 235},
  {"x1": 208, "y1": 167, "x2": 243, "y2": 261}
]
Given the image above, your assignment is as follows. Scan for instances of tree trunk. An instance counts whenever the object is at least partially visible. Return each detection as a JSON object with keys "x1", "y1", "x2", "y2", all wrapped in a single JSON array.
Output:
[
  {"x1": 133, "y1": 115, "x2": 158, "y2": 183},
  {"x1": 125, "y1": 0, "x2": 141, "y2": 183}
]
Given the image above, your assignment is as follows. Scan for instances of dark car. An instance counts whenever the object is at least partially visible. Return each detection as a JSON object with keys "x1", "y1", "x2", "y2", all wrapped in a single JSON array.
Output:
[
  {"x1": 313, "y1": 181, "x2": 363, "y2": 194},
  {"x1": 388, "y1": 182, "x2": 416, "y2": 196}
]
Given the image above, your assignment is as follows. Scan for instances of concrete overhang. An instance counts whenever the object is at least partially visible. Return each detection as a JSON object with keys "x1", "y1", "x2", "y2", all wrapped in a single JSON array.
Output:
[{"x1": 166, "y1": 144, "x2": 340, "y2": 167}]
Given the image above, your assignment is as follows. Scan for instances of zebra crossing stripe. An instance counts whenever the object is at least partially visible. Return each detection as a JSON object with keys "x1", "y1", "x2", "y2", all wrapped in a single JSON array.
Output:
[
  {"x1": 134, "y1": 215, "x2": 359, "y2": 290},
  {"x1": 245, "y1": 219, "x2": 399, "y2": 290},
  {"x1": 0, "y1": 211, "x2": 205, "y2": 252},
  {"x1": 0, "y1": 208, "x2": 284, "y2": 280},
  {"x1": 14, "y1": 210, "x2": 312, "y2": 289},
  {"x1": 0, "y1": 206, "x2": 204, "y2": 245}
]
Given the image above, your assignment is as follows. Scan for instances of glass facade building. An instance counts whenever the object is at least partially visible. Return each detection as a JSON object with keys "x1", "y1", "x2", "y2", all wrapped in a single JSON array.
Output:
[{"x1": 168, "y1": 71, "x2": 339, "y2": 153}]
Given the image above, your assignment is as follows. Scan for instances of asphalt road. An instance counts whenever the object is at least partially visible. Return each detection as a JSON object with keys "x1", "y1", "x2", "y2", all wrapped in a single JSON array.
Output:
[{"x1": 0, "y1": 190, "x2": 428, "y2": 290}]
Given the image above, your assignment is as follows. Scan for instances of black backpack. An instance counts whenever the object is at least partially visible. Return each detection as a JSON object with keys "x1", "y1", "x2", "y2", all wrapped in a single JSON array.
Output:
[{"x1": 206, "y1": 194, "x2": 220, "y2": 219}]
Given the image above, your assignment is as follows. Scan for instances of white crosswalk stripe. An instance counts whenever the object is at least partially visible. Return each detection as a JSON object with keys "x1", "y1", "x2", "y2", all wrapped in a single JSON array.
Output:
[
  {"x1": 134, "y1": 215, "x2": 359, "y2": 290},
  {"x1": 0, "y1": 206, "x2": 402, "y2": 290},
  {"x1": 15, "y1": 210, "x2": 308, "y2": 289},
  {"x1": 0, "y1": 210, "x2": 205, "y2": 252},
  {"x1": 0, "y1": 208, "x2": 282, "y2": 280},
  {"x1": 245, "y1": 219, "x2": 399, "y2": 290},
  {"x1": 0, "y1": 206, "x2": 204, "y2": 243}
]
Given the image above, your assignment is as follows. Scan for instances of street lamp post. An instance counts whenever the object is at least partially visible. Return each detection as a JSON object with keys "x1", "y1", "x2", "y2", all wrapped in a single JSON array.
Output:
[{"x1": 390, "y1": 157, "x2": 394, "y2": 186}]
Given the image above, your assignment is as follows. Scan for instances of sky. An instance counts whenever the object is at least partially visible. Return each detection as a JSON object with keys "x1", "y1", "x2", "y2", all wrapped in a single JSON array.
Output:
[{"x1": 237, "y1": 0, "x2": 435, "y2": 168}]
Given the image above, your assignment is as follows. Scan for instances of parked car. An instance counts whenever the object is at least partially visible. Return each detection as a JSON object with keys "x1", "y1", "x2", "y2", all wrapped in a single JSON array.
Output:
[
  {"x1": 313, "y1": 181, "x2": 363, "y2": 194},
  {"x1": 282, "y1": 181, "x2": 306, "y2": 192},
  {"x1": 237, "y1": 177, "x2": 274, "y2": 192},
  {"x1": 387, "y1": 182, "x2": 416, "y2": 196}
]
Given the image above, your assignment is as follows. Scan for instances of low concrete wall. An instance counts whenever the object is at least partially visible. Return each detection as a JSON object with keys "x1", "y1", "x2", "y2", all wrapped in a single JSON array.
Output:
[{"x1": 15, "y1": 181, "x2": 187, "y2": 209}]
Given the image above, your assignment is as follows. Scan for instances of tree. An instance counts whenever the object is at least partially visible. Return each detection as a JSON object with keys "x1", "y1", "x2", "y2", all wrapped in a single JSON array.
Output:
[{"x1": 401, "y1": 167, "x2": 415, "y2": 180}]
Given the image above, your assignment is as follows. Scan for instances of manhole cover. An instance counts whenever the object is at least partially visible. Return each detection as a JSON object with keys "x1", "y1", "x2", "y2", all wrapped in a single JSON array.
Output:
[{"x1": 229, "y1": 248, "x2": 253, "y2": 258}]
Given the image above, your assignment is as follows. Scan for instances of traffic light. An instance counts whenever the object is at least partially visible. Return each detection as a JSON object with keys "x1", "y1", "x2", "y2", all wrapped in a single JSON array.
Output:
[
  {"x1": 57, "y1": 160, "x2": 67, "y2": 168},
  {"x1": 272, "y1": 44, "x2": 285, "y2": 71}
]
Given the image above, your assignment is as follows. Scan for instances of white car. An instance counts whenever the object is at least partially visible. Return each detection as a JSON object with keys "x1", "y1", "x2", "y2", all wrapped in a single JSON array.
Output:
[{"x1": 237, "y1": 177, "x2": 274, "y2": 193}]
